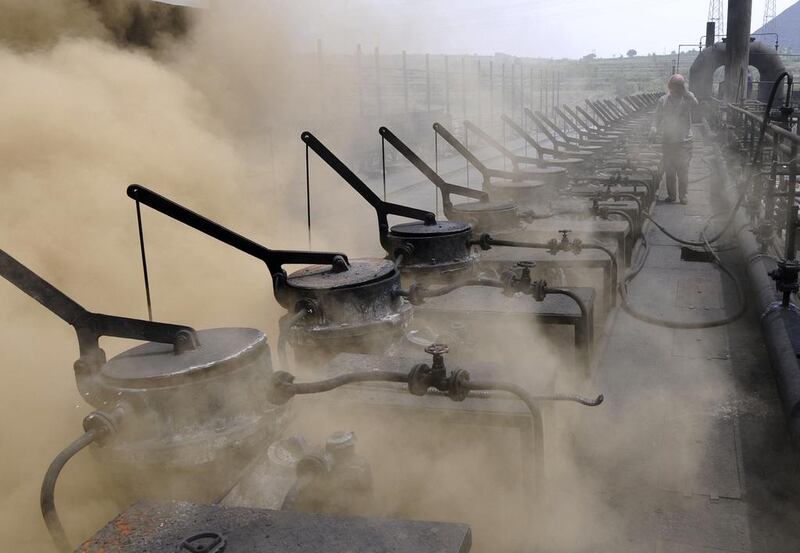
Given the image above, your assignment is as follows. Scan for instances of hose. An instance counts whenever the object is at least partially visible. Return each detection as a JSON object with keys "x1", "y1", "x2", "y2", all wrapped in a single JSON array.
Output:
[
  {"x1": 642, "y1": 187, "x2": 746, "y2": 248},
  {"x1": 752, "y1": 72, "x2": 792, "y2": 166},
  {"x1": 619, "y1": 211, "x2": 747, "y2": 329},
  {"x1": 41, "y1": 429, "x2": 98, "y2": 553}
]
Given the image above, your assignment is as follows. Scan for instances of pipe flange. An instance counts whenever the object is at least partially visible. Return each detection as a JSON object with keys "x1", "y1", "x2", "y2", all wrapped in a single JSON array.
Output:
[{"x1": 447, "y1": 369, "x2": 471, "y2": 402}]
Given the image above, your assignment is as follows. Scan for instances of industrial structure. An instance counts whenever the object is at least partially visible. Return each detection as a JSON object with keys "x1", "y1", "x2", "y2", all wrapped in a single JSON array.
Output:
[{"x1": 3, "y1": 0, "x2": 800, "y2": 551}]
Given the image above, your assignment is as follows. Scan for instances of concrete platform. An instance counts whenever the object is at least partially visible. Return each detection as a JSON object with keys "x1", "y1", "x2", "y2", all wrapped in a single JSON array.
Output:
[{"x1": 561, "y1": 127, "x2": 800, "y2": 553}]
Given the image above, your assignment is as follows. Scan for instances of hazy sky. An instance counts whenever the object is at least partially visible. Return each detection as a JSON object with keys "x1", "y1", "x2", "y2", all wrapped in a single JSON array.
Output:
[{"x1": 297, "y1": 0, "x2": 797, "y2": 59}]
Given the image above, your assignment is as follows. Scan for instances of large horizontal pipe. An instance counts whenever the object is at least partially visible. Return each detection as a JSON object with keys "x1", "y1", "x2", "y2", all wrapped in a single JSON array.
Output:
[{"x1": 706, "y1": 123, "x2": 800, "y2": 437}]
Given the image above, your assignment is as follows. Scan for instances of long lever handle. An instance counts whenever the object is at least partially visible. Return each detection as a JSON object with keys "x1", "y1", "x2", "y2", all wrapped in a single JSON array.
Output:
[
  {"x1": 432, "y1": 122, "x2": 490, "y2": 176},
  {"x1": 127, "y1": 184, "x2": 347, "y2": 277},
  {"x1": 0, "y1": 248, "x2": 197, "y2": 358},
  {"x1": 301, "y1": 132, "x2": 435, "y2": 233},
  {"x1": 379, "y1": 126, "x2": 488, "y2": 203}
]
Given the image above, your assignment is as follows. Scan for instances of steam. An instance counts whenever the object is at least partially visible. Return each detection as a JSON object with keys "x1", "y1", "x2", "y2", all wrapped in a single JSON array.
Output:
[{"x1": 0, "y1": 2, "x2": 736, "y2": 553}]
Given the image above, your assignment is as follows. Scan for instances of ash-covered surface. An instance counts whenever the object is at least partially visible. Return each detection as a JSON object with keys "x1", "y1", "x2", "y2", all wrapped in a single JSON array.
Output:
[{"x1": 78, "y1": 500, "x2": 472, "y2": 553}]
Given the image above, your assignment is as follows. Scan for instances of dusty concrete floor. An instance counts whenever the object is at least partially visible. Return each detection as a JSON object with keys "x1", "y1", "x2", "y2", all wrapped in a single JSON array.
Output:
[
  {"x1": 380, "y1": 129, "x2": 800, "y2": 551},
  {"x1": 567, "y1": 130, "x2": 800, "y2": 552}
]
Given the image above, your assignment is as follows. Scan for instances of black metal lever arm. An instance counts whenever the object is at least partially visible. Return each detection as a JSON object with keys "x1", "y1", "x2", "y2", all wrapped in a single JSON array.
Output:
[
  {"x1": 0, "y1": 248, "x2": 197, "y2": 358},
  {"x1": 127, "y1": 184, "x2": 348, "y2": 277},
  {"x1": 301, "y1": 132, "x2": 436, "y2": 232},
  {"x1": 378, "y1": 126, "x2": 488, "y2": 203}
]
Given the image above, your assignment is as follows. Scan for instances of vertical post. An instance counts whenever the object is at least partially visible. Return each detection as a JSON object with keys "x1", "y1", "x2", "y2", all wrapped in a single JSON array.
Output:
[
  {"x1": 510, "y1": 63, "x2": 516, "y2": 121},
  {"x1": 555, "y1": 71, "x2": 560, "y2": 111},
  {"x1": 477, "y1": 60, "x2": 483, "y2": 129},
  {"x1": 374, "y1": 46, "x2": 382, "y2": 117},
  {"x1": 528, "y1": 66, "x2": 533, "y2": 115},
  {"x1": 489, "y1": 60, "x2": 494, "y2": 132},
  {"x1": 356, "y1": 44, "x2": 364, "y2": 116},
  {"x1": 706, "y1": 21, "x2": 716, "y2": 48},
  {"x1": 551, "y1": 69, "x2": 556, "y2": 117},
  {"x1": 501, "y1": 63, "x2": 506, "y2": 116},
  {"x1": 402, "y1": 50, "x2": 409, "y2": 113},
  {"x1": 783, "y1": 141, "x2": 798, "y2": 306},
  {"x1": 462, "y1": 55, "x2": 467, "y2": 121},
  {"x1": 724, "y1": 0, "x2": 752, "y2": 104},
  {"x1": 426, "y1": 53, "x2": 432, "y2": 112},
  {"x1": 445, "y1": 55, "x2": 451, "y2": 115},
  {"x1": 519, "y1": 62, "x2": 524, "y2": 123},
  {"x1": 317, "y1": 38, "x2": 324, "y2": 117}
]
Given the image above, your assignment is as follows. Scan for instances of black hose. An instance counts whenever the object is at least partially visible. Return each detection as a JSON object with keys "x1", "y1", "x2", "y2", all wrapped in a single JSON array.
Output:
[
  {"x1": 41, "y1": 429, "x2": 98, "y2": 553},
  {"x1": 642, "y1": 188, "x2": 746, "y2": 247},
  {"x1": 753, "y1": 72, "x2": 792, "y2": 166},
  {"x1": 619, "y1": 215, "x2": 747, "y2": 329}
]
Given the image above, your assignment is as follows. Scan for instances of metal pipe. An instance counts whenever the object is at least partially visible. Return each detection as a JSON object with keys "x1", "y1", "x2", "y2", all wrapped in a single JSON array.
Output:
[{"x1": 41, "y1": 429, "x2": 99, "y2": 553}]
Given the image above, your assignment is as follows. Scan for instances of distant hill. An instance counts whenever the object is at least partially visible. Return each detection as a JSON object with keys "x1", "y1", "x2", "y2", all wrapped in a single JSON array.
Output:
[{"x1": 754, "y1": 0, "x2": 800, "y2": 54}]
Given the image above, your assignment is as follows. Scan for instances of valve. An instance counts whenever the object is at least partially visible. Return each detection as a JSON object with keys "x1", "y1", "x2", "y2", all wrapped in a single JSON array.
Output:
[
  {"x1": 547, "y1": 230, "x2": 582, "y2": 255},
  {"x1": 531, "y1": 279, "x2": 548, "y2": 302},
  {"x1": 768, "y1": 258, "x2": 800, "y2": 297},
  {"x1": 408, "y1": 343, "x2": 470, "y2": 401},
  {"x1": 502, "y1": 261, "x2": 535, "y2": 295},
  {"x1": 425, "y1": 343, "x2": 449, "y2": 373}
]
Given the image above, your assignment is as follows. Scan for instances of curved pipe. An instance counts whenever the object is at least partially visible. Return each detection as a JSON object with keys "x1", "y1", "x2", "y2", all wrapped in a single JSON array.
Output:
[
  {"x1": 604, "y1": 209, "x2": 637, "y2": 240},
  {"x1": 414, "y1": 277, "x2": 506, "y2": 299},
  {"x1": 475, "y1": 236, "x2": 619, "y2": 307},
  {"x1": 544, "y1": 286, "x2": 590, "y2": 327},
  {"x1": 464, "y1": 378, "x2": 602, "y2": 491},
  {"x1": 41, "y1": 429, "x2": 99, "y2": 553}
]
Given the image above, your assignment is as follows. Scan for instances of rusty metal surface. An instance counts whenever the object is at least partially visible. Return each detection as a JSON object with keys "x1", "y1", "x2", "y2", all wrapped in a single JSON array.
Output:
[
  {"x1": 78, "y1": 501, "x2": 472, "y2": 553},
  {"x1": 287, "y1": 259, "x2": 396, "y2": 290}
]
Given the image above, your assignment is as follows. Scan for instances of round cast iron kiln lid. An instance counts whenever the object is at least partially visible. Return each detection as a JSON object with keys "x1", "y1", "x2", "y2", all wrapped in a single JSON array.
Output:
[
  {"x1": 390, "y1": 220, "x2": 470, "y2": 237},
  {"x1": 101, "y1": 327, "x2": 268, "y2": 388},
  {"x1": 287, "y1": 258, "x2": 396, "y2": 290},
  {"x1": 451, "y1": 199, "x2": 517, "y2": 215},
  {"x1": 490, "y1": 179, "x2": 548, "y2": 191}
]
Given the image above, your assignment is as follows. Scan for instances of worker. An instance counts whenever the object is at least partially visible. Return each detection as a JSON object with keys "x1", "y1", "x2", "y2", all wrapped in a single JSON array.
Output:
[{"x1": 650, "y1": 74, "x2": 699, "y2": 204}]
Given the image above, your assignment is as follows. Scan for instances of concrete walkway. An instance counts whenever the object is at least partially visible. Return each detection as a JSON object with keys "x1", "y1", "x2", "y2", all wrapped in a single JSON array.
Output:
[{"x1": 562, "y1": 128, "x2": 800, "y2": 552}]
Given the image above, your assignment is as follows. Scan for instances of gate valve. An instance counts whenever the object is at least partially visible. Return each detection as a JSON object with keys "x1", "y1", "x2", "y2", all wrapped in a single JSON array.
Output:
[
  {"x1": 407, "y1": 344, "x2": 470, "y2": 401},
  {"x1": 424, "y1": 343, "x2": 449, "y2": 375},
  {"x1": 502, "y1": 261, "x2": 535, "y2": 295},
  {"x1": 475, "y1": 233, "x2": 494, "y2": 251},
  {"x1": 768, "y1": 258, "x2": 800, "y2": 295},
  {"x1": 530, "y1": 279, "x2": 549, "y2": 302}
]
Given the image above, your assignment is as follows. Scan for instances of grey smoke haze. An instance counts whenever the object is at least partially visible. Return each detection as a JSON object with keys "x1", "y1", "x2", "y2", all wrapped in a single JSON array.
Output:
[{"x1": 286, "y1": 0, "x2": 795, "y2": 59}]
